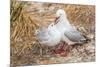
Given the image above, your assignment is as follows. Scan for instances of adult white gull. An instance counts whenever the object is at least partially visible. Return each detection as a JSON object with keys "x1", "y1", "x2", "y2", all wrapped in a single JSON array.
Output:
[{"x1": 55, "y1": 9, "x2": 87, "y2": 45}]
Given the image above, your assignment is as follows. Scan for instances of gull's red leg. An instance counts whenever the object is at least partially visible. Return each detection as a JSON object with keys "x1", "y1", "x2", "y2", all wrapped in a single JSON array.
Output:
[{"x1": 50, "y1": 42, "x2": 70, "y2": 57}]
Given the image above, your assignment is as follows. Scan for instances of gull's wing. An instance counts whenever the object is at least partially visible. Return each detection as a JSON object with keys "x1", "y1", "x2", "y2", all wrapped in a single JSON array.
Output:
[
  {"x1": 37, "y1": 29, "x2": 50, "y2": 41},
  {"x1": 64, "y1": 29, "x2": 86, "y2": 43}
]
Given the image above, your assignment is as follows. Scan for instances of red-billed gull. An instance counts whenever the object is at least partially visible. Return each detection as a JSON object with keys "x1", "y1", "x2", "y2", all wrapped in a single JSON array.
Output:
[{"x1": 55, "y1": 9, "x2": 86, "y2": 45}]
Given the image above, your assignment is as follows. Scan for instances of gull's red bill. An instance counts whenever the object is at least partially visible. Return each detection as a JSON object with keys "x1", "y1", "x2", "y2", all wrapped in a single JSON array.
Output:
[{"x1": 55, "y1": 16, "x2": 60, "y2": 24}]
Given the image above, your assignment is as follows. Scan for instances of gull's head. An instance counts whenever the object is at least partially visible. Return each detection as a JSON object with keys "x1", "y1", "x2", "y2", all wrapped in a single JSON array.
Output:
[
  {"x1": 35, "y1": 26, "x2": 47, "y2": 35},
  {"x1": 56, "y1": 9, "x2": 66, "y2": 17},
  {"x1": 48, "y1": 23, "x2": 54, "y2": 29},
  {"x1": 49, "y1": 23, "x2": 54, "y2": 27},
  {"x1": 55, "y1": 9, "x2": 66, "y2": 24}
]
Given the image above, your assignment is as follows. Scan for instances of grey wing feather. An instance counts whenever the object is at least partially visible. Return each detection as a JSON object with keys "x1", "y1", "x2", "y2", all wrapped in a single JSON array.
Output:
[
  {"x1": 37, "y1": 31, "x2": 50, "y2": 41},
  {"x1": 64, "y1": 29, "x2": 86, "y2": 43}
]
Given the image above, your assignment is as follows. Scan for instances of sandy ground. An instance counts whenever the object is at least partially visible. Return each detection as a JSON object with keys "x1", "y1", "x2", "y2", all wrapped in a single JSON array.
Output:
[{"x1": 10, "y1": 1, "x2": 95, "y2": 66}]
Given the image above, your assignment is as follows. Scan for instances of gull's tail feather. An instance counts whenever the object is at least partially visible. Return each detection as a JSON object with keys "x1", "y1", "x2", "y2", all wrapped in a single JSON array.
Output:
[{"x1": 82, "y1": 34, "x2": 91, "y2": 43}]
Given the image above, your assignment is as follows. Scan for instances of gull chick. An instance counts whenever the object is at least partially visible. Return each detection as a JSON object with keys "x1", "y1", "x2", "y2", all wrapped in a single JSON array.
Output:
[{"x1": 35, "y1": 23, "x2": 61, "y2": 46}]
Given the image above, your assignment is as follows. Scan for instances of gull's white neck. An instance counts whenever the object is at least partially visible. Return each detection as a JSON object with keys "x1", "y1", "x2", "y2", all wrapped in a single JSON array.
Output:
[{"x1": 58, "y1": 15, "x2": 71, "y2": 27}]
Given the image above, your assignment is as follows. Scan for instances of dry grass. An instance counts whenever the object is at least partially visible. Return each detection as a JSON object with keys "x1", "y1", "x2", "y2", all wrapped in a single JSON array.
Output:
[{"x1": 10, "y1": 1, "x2": 95, "y2": 66}]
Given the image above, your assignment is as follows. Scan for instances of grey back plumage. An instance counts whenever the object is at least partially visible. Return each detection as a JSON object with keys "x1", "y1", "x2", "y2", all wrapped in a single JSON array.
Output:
[
  {"x1": 64, "y1": 28, "x2": 86, "y2": 43},
  {"x1": 36, "y1": 27, "x2": 50, "y2": 41}
]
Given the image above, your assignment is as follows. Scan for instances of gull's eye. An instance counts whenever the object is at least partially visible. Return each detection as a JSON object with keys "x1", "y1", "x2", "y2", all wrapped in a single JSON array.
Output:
[
  {"x1": 51, "y1": 24, "x2": 53, "y2": 26},
  {"x1": 49, "y1": 23, "x2": 54, "y2": 27},
  {"x1": 51, "y1": 23, "x2": 54, "y2": 26}
]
